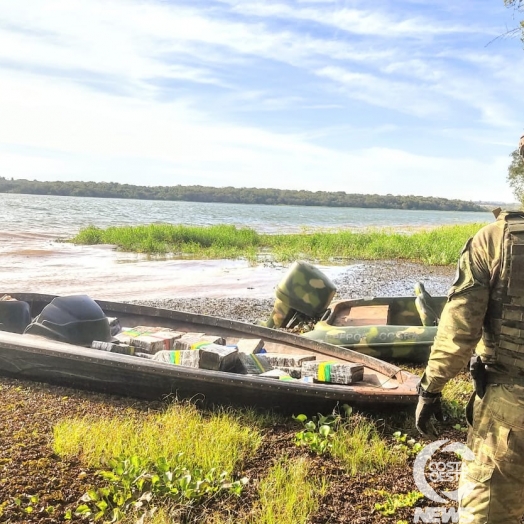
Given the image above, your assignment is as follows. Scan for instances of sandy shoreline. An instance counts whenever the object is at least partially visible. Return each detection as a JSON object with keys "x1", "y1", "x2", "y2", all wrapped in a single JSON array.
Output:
[{"x1": 1, "y1": 235, "x2": 455, "y2": 306}]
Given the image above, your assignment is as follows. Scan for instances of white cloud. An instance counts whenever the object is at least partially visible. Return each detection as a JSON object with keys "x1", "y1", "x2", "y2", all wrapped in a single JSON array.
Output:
[
  {"x1": 0, "y1": 68, "x2": 513, "y2": 201},
  {"x1": 0, "y1": 0, "x2": 521, "y2": 202},
  {"x1": 220, "y1": 0, "x2": 486, "y2": 37},
  {"x1": 316, "y1": 66, "x2": 448, "y2": 118}
]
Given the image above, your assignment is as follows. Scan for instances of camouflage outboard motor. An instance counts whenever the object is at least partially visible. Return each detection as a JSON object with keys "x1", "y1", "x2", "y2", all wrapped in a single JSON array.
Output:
[
  {"x1": 265, "y1": 261, "x2": 336, "y2": 328},
  {"x1": 24, "y1": 295, "x2": 111, "y2": 346}
]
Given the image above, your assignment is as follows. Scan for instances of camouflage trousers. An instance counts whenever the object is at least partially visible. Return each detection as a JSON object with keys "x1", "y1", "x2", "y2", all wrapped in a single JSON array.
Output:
[{"x1": 458, "y1": 384, "x2": 524, "y2": 523}]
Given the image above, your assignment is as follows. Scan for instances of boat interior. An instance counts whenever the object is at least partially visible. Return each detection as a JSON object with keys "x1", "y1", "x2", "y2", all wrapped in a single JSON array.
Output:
[{"x1": 325, "y1": 286, "x2": 446, "y2": 328}]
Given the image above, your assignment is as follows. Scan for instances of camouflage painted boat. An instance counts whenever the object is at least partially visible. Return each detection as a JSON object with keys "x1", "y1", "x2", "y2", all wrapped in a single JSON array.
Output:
[
  {"x1": 301, "y1": 292, "x2": 446, "y2": 363},
  {"x1": 263, "y1": 261, "x2": 445, "y2": 363}
]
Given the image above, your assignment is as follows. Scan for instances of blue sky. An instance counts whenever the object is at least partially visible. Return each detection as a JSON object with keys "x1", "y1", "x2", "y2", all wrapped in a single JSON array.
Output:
[{"x1": 0, "y1": 0, "x2": 523, "y2": 202}]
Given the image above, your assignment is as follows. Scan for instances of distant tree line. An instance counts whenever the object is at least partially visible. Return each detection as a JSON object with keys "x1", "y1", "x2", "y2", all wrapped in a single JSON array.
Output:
[{"x1": 0, "y1": 177, "x2": 485, "y2": 211}]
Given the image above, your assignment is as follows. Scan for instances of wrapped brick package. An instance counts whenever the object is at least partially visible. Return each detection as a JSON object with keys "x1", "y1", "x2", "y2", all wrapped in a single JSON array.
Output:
[
  {"x1": 262, "y1": 353, "x2": 316, "y2": 368},
  {"x1": 234, "y1": 353, "x2": 273, "y2": 375},
  {"x1": 199, "y1": 344, "x2": 238, "y2": 371},
  {"x1": 114, "y1": 327, "x2": 183, "y2": 353},
  {"x1": 152, "y1": 349, "x2": 201, "y2": 368},
  {"x1": 259, "y1": 369, "x2": 295, "y2": 380},
  {"x1": 175, "y1": 333, "x2": 225, "y2": 351},
  {"x1": 91, "y1": 340, "x2": 135, "y2": 355},
  {"x1": 272, "y1": 365, "x2": 302, "y2": 379},
  {"x1": 235, "y1": 338, "x2": 265, "y2": 354},
  {"x1": 301, "y1": 361, "x2": 364, "y2": 385}
]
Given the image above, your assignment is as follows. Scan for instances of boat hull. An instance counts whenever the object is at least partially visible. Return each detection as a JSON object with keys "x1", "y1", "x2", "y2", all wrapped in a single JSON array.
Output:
[
  {"x1": 0, "y1": 293, "x2": 420, "y2": 413},
  {"x1": 302, "y1": 295, "x2": 446, "y2": 363},
  {"x1": 302, "y1": 325, "x2": 437, "y2": 363}
]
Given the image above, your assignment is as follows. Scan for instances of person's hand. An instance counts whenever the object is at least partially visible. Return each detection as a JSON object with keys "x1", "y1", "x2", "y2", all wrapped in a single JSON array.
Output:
[{"x1": 415, "y1": 387, "x2": 444, "y2": 440}]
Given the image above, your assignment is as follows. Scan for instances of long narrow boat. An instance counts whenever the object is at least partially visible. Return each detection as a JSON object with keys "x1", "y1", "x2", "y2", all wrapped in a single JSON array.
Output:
[{"x1": 0, "y1": 293, "x2": 419, "y2": 414}]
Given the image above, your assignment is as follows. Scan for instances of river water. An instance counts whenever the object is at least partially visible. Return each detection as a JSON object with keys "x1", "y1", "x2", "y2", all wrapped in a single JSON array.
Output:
[{"x1": 0, "y1": 194, "x2": 492, "y2": 300}]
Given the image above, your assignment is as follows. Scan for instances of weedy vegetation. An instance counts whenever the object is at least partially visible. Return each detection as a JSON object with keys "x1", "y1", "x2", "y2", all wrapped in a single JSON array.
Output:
[
  {"x1": 391, "y1": 432, "x2": 424, "y2": 457},
  {"x1": 3, "y1": 375, "x2": 473, "y2": 523},
  {"x1": 293, "y1": 404, "x2": 418, "y2": 476},
  {"x1": 373, "y1": 490, "x2": 425, "y2": 516},
  {"x1": 441, "y1": 372, "x2": 474, "y2": 421},
  {"x1": 54, "y1": 403, "x2": 260, "y2": 473},
  {"x1": 54, "y1": 403, "x2": 260, "y2": 522},
  {"x1": 69, "y1": 223, "x2": 486, "y2": 265},
  {"x1": 4, "y1": 368, "x2": 470, "y2": 522},
  {"x1": 250, "y1": 457, "x2": 328, "y2": 524}
]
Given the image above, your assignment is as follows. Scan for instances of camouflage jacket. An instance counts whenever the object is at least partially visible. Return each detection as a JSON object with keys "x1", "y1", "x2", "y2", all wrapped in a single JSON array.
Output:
[{"x1": 421, "y1": 212, "x2": 510, "y2": 393}]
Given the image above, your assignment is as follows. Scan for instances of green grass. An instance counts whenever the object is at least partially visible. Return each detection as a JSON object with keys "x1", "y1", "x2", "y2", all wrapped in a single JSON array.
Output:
[
  {"x1": 68, "y1": 222, "x2": 486, "y2": 265},
  {"x1": 50, "y1": 370, "x2": 472, "y2": 523},
  {"x1": 70, "y1": 224, "x2": 260, "y2": 259},
  {"x1": 52, "y1": 402, "x2": 328, "y2": 523},
  {"x1": 53, "y1": 402, "x2": 261, "y2": 473},
  {"x1": 331, "y1": 414, "x2": 408, "y2": 475},
  {"x1": 442, "y1": 372, "x2": 474, "y2": 420},
  {"x1": 113, "y1": 457, "x2": 327, "y2": 524},
  {"x1": 249, "y1": 457, "x2": 328, "y2": 524}
]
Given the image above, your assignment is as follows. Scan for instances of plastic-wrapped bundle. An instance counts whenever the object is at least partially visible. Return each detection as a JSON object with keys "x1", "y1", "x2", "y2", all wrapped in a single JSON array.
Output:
[{"x1": 301, "y1": 361, "x2": 364, "y2": 384}]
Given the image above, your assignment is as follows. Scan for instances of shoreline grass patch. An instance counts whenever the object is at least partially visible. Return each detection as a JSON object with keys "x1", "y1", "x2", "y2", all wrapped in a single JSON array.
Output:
[
  {"x1": 53, "y1": 402, "x2": 261, "y2": 473},
  {"x1": 68, "y1": 222, "x2": 486, "y2": 265},
  {"x1": 331, "y1": 414, "x2": 409, "y2": 475}
]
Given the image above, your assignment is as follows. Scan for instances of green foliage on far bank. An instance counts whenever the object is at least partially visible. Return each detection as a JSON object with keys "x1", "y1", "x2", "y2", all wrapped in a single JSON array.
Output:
[
  {"x1": 69, "y1": 222, "x2": 486, "y2": 266},
  {"x1": 0, "y1": 176, "x2": 486, "y2": 211}
]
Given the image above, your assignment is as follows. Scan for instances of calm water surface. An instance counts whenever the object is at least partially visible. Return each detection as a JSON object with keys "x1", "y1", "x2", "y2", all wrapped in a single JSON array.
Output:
[
  {"x1": 0, "y1": 194, "x2": 492, "y2": 299},
  {"x1": 0, "y1": 193, "x2": 493, "y2": 236}
]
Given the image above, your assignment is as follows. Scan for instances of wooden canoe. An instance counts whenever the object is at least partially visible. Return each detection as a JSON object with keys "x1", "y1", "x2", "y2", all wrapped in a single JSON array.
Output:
[{"x1": 0, "y1": 293, "x2": 419, "y2": 414}]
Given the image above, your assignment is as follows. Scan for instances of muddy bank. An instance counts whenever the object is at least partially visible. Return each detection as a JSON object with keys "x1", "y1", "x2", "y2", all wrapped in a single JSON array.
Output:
[
  {"x1": 133, "y1": 260, "x2": 455, "y2": 324},
  {"x1": 1, "y1": 231, "x2": 455, "y2": 301}
]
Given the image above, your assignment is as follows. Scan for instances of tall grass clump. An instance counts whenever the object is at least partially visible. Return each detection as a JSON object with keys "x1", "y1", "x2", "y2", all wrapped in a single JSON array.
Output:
[
  {"x1": 69, "y1": 222, "x2": 486, "y2": 265},
  {"x1": 330, "y1": 414, "x2": 408, "y2": 475},
  {"x1": 53, "y1": 402, "x2": 261, "y2": 473},
  {"x1": 70, "y1": 224, "x2": 260, "y2": 258},
  {"x1": 249, "y1": 457, "x2": 328, "y2": 524},
  {"x1": 264, "y1": 223, "x2": 485, "y2": 265},
  {"x1": 441, "y1": 372, "x2": 474, "y2": 421}
]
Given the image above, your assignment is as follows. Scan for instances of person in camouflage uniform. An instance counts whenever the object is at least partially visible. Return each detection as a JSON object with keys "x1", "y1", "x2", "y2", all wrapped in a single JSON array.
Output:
[{"x1": 415, "y1": 134, "x2": 524, "y2": 523}]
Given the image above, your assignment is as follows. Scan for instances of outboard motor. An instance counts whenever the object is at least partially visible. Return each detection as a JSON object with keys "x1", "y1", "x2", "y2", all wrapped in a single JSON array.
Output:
[
  {"x1": 24, "y1": 295, "x2": 111, "y2": 346},
  {"x1": 0, "y1": 299, "x2": 32, "y2": 334},
  {"x1": 265, "y1": 261, "x2": 336, "y2": 328}
]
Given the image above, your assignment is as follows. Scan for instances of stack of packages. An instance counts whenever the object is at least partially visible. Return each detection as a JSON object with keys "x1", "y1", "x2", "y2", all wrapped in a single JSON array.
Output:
[
  {"x1": 92, "y1": 325, "x2": 182, "y2": 356},
  {"x1": 251, "y1": 353, "x2": 364, "y2": 385},
  {"x1": 153, "y1": 332, "x2": 238, "y2": 371},
  {"x1": 92, "y1": 323, "x2": 364, "y2": 385},
  {"x1": 93, "y1": 327, "x2": 239, "y2": 372}
]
